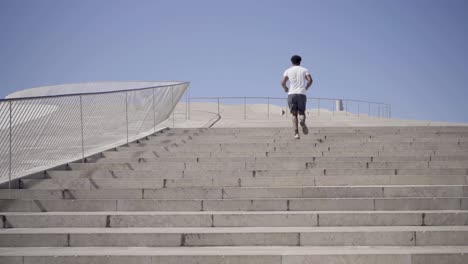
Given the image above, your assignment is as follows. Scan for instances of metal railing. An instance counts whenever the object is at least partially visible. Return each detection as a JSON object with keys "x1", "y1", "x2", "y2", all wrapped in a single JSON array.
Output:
[
  {"x1": 0, "y1": 81, "x2": 189, "y2": 186},
  {"x1": 188, "y1": 96, "x2": 391, "y2": 120}
]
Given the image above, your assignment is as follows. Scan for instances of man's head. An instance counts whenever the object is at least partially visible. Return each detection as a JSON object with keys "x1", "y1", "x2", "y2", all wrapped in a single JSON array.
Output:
[{"x1": 291, "y1": 55, "x2": 302, "y2": 66}]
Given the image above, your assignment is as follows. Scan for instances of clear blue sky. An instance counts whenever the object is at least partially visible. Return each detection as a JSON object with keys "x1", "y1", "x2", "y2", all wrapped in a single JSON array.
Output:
[{"x1": 1, "y1": 0, "x2": 467, "y2": 122}]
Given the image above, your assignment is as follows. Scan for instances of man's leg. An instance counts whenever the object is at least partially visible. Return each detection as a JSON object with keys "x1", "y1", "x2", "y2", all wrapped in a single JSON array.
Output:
[
  {"x1": 292, "y1": 111, "x2": 299, "y2": 138},
  {"x1": 298, "y1": 95, "x2": 308, "y2": 135},
  {"x1": 299, "y1": 112, "x2": 308, "y2": 135},
  {"x1": 288, "y1": 95, "x2": 300, "y2": 138},
  {"x1": 298, "y1": 113, "x2": 306, "y2": 124},
  {"x1": 292, "y1": 111, "x2": 299, "y2": 132}
]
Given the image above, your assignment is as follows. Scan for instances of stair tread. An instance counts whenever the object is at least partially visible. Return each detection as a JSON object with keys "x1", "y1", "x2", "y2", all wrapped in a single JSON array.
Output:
[
  {"x1": 3, "y1": 210, "x2": 467, "y2": 215},
  {"x1": 1, "y1": 246, "x2": 468, "y2": 256},
  {"x1": 2, "y1": 226, "x2": 468, "y2": 234}
]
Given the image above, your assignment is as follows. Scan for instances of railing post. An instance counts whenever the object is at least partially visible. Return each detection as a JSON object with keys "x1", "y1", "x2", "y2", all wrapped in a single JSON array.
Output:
[
  {"x1": 79, "y1": 96, "x2": 85, "y2": 163},
  {"x1": 171, "y1": 87, "x2": 175, "y2": 128},
  {"x1": 185, "y1": 87, "x2": 188, "y2": 120},
  {"x1": 357, "y1": 102, "x2": 360, "y2": 118},
  {"x1": 243, "y1": 97, "x2": 246, "y2": 120},
  {"x1": 345, "y1": 100, "x2": 348, "y2": 116},
  {"x1": 318, "y1": 98, "x2": 320, "y2": 116},
  {"x1": 152, "y1": 88, "x2": 156, "y2": 133},
  {"x1": 217, "y1": 98, "x2": 220, "y2": 115},
  {"x1": 332, "y1": 99, "x2": 336, "y2": 116},
  {"x1": 125, "y1": 92, "x2": 129, "y2": 145},
  {"x1": 8, "y1": 101, "x2": 12, "y2": 190},
  {"x1": 267, "y1": 97, "x2": 270, "y2": 120},
  {"x1": 188, "y1": 86, "x2": 191, "y2": 120},
  {"x1": 368, "y1": 103, "x2": 371, "y2": 118}
]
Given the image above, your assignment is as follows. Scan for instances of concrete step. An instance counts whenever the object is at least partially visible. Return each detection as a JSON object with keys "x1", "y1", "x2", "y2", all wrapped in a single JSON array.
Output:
[
  {"x1": 100, "y1": 151, "x2": 468, "y2": 162},
  {"x1": 1, "y1": 226, "x2": 468, "y2": 247},
  {"x1": 92, "y1": 157, "x2": 468, "y2": 170},
  {"x1": 78, "y1": 160, "x2": 449, "y2": 170},
  {"x1": 12, "y1": 182, "x2": 468, "y2": 198},
  {"x1": 177, "y1": 167, "x2": 462, "y2": 176},
  {"x1": 0, "y1": 180, "x2": 468, "y2": 199},
  {"x1": 100, "y1": 153, "x2": 468, "y2": 166},
  {"x1": 192, "y1": 137, "x2": 468, "y2": 142},
  {"x1": 64, "y1": 162, "x2": 468, "y2": 175},
  {"x1": 110, "y1": 147, "x2": 460, "y2": 157},
  {"x1": 209, "y1": 134, "x2": 468, "y2": 139},
  {"x1": 1, "y1": 197, "x2": 466, "y2": 212},
  {"x1": 1, "y1": 245, "x2": 468, "y2": 264},
  {"x1": 112, "y1": 147, "x2": 468, "y2": 157},
  {"x1": 2, "y1": 210, "x2": 467, "y2": 227},
  {"x1": 35, "y1": 170, "x2": 468, "y2": 185},
  {"x1": 41, "y1": 172, "x2": 468, "y2": 186},
  {"x1": 189, "y1": 128, "x2": 468, "y2": 134},
  {"x1": 135, "y1": 144, "x2": 467, "y2": 153},
  {"x1": 166, "y1": 134, "x2": 467, "y2": 140},
  {"x1": 120, "y1": 138, "x2": 468, "y2": 147},
  {"x1": 186, "y1": 132, "x2": 468, "y2": 139},
  {"x1": 182, "y1": 136, "x2": 468, "y2": 143},
  {"x1": 189, "y1": 127, "x2": 468, "y2": 134},
  {"x1": 138, "y1": 139, "x2": 468, "y2": 148},
  {"x1": 187, "y1": 136, "x2": 468, "y2": 142}
]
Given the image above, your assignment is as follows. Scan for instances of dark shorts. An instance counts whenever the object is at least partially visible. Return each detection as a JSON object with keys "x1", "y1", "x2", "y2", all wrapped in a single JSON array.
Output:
[{"x1": 288, "y1": 94, "x2": 306, "y2": 114}]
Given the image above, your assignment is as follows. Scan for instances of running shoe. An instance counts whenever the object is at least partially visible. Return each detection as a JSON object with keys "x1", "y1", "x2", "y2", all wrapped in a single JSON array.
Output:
[{"x1": 300, "y1": 121, "x2": 309, "y2": 135}]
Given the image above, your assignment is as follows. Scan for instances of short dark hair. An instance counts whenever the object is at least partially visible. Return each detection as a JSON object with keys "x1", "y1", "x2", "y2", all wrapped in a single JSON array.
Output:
[{"x1": 291, "y1": 55, "x2": 302, "y2": 65}]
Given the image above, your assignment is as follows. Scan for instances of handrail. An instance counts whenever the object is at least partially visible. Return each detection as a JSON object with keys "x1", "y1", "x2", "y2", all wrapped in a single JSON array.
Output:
[
  {"x1": 206, "y1": 112, "x2": 222, "y2": 128},
  {"x1": 0, "y1": 81, "x2": 190, "y2": 186},
  {"x1": 188, "y1": 96, "x2": 391, "y2": 119},
  {"x1": 1, "y1": 81, "x2": 190, "y2": 102},
  {"x1": 190, "y1": 96, "x2": 389, "y2": 106}
]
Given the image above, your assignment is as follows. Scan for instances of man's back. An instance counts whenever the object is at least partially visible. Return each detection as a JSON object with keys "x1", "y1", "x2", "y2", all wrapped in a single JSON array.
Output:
[
  {"x1": 283, "y1": 65, "x2": 310, "y2": 95},
  {"x1": 281, "y1": 55, "x2": 313, "y2": 139}
]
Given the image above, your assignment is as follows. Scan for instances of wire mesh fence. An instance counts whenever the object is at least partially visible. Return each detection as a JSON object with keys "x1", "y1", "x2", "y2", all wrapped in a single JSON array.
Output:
[
  {"x1": 188, "y1": 97, "x2": 391, "y2": 120},
  {"x1": 0, "y1": 82, "x2": 189, "y2": 185}
]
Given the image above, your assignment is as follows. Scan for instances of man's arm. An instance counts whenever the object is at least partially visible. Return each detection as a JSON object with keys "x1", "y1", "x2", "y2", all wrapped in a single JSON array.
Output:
[
  {"x1": 305, "y1": 74, "x2": 313, "y2": 90},
  {"x1": 281, "y1": 76, "x2": 289, "y2": 93}
]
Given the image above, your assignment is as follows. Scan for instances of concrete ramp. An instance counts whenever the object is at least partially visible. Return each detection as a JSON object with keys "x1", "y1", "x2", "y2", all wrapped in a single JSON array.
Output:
[{"x1": 1, "y1": 126, "x2": 468, "y2": 263}]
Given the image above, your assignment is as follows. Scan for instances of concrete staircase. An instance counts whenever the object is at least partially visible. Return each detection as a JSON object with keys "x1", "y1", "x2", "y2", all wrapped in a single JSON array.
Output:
[{"x1": 1, "y1": 126, "x2": 468, "y2": 263}]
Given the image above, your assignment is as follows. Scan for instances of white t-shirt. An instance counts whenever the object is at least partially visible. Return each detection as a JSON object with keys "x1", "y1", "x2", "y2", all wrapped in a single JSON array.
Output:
[{"x1": 283, "y1": 66, "x2": 310, "y2": 95}]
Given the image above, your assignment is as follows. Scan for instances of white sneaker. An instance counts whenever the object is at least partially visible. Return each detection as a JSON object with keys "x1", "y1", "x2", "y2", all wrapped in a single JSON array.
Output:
[{"x1": 294, "y1": 133, "x2": 300, "y2": 139}]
